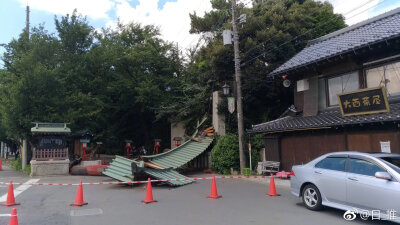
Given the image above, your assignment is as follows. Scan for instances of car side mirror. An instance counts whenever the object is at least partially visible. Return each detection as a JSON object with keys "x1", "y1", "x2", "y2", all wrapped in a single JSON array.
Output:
[{"x1": 375, "y1": 171, "x2": 391, "y2": 180}]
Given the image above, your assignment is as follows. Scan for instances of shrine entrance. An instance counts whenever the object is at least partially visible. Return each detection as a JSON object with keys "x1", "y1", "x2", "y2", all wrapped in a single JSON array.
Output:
[{"x1": 30, "y1": 123, "x2": 71, "y2": 176}]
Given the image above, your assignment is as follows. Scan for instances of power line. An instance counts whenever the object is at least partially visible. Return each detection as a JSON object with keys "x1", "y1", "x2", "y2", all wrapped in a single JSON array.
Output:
[
  {"x1": 243, "y1": 0, "x2": 379, "y2": 59},
  {"x1": 242, "y1": 0, "x2": 387, "y2": 67},
  {"x1": 175, "y1": 0, "x2": 206, "y2": 45}
]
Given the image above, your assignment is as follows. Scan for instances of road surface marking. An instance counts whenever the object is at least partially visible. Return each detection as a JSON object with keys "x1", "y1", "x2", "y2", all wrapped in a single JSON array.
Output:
[
  {"x1": 70, "y1": 208, "x2": 103, "y2": 216},
  {"x1": 0, "y1": 214, "x2": 11, "y2": 217},
  {"x1": 0, "y1": 179, "x2": 39, "y2": 202}
]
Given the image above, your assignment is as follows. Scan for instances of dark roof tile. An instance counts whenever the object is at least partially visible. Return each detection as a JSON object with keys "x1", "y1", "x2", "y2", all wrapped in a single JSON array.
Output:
[
  {"x1": 247, "y1": 103, "x2": 400, "y2": 134},
  {"x1": 270, "y1": 8, "x2": 400, "y2": 76}
]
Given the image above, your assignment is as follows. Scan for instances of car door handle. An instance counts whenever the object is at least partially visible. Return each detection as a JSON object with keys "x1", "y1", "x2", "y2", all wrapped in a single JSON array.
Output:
[
  {"x1": 348, "y1": 177, "x2": 358, "y2": 181},
  {"x1": 314, "y1": 171, "x2": 322, "y2": 174}
]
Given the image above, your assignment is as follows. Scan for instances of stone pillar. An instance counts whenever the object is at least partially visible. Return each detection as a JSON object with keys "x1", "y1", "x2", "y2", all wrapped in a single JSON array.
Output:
[
  {"x1": 171, "y1": 122, "x2": 185, "y2": 149},
  {"x1": 5, "y1": 144, "x2": 8, "y2": 159},
  {"x1": 0, "y1": 142, "x2": 3, "y2": 158},
  {"x1": 212, "y1": 91, "x2": 226, "y2": 136},
  {"x1": 22, "y1": 140, "x2": 27, "y2": 171}
]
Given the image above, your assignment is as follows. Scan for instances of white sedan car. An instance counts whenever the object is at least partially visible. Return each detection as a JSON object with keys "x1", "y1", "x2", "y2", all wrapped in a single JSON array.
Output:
[{"x1": 291, "y1": 152, "x2": 400, "y2": 223}]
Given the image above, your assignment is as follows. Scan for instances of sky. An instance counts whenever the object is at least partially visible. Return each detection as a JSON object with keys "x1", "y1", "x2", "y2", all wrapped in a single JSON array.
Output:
[{"x1": 1, "y1": 0, "x2": 400, "y2": 67}]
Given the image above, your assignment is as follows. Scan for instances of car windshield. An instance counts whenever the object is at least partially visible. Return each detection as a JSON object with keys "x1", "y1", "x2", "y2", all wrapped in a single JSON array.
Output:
[{"x1": 378, "y1": 157, "x2": 400, "y2": 174}]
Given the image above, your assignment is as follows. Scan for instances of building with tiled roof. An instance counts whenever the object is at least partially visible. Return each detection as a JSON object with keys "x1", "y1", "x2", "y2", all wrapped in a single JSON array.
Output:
[{"x1": 248, "y1": 8, "x2": 400, "y2": 171}]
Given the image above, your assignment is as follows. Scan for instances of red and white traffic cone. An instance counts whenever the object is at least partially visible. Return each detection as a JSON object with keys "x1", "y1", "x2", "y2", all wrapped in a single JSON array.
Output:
[
  {"x1": 2, "y1": 181, "x2": 19, "y2": 206},
  {"x1": 9, "y1": 208, "x2": 18, "y2": 225},
  {"x1": 142, "y1": 178, "x2": 157, "y2": 204},
  {"x1": 71, "y1": 180, "x2": 88, "y2": 206},
  {"x1": 266, "y1": 173, "x2": 280, "y2": 197},
  {"x1": 208, "y1": 174, "x2": 222, "y2": 199}
]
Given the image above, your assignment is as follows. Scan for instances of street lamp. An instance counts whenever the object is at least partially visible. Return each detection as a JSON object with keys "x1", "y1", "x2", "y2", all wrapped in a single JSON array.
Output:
[{"x1": 222, "y1": 83, "x2": 230, "y2": 96}]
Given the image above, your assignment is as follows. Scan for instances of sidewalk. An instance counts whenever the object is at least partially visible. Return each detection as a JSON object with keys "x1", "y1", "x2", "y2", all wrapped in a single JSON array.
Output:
[{"x1": 0, "y1": 165, "x2": 29, "y2": 181}]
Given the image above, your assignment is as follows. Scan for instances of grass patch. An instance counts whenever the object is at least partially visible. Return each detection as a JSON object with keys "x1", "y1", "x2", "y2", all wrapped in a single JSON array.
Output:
[{"x1": 7, "y1": 157, "x2": 30, "y2": 175}]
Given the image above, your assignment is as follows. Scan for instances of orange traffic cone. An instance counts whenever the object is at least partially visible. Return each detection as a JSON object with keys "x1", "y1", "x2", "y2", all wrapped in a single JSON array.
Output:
[
  {"x1": 267, "y1": 173, "x2": 280, "y2": 196},
  {"x1": 2, "y1": 181, "x2": 19, "y2": 206},
  {"x1": 142, "y1": 178, "x2": 157, "y2": 204},
  {"x1": 9, "y1": 208, "x2": 18, "y2": 225},
  {"x1": 71, "y1": 180, "x2": 88, "y2": 206},
  {"x1": 208, "y1": 174, "x2": 221, "y2": 199}
]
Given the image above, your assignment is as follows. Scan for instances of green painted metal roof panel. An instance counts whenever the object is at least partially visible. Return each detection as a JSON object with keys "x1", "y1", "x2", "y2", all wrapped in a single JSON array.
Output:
[
  {"x1": 143, "y1": 168, "x2": 193, "y2": 186},
  {"x1": 103, "y1": 156, "x2": 134, "y2": 181},
  {"x1": 102, "y1": 171, "x2": 132, "y2": 182},
  {"x1": 103, "y1": 136, "x2": 213, "y2": 187},
  {"x1": 149, "y1": 137, "x2": 213, "y2": 169}
]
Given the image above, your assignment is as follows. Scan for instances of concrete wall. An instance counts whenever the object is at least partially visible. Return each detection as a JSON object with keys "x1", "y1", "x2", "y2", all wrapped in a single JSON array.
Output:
[
  {"x1": 212, "y1": 91, "x2": 226, "y2": 136},
  {"x1": 171, "y1": 122, "x2": 185, "y2": 149}
]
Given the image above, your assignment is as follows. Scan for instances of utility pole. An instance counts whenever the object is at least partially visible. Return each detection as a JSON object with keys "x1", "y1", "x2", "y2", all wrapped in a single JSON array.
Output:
[
  {"x1": 26, "y1": 5, "x2": 30, "y2": 36},
  {"x1": 231, "y1": 0, "x2": 246, "y2": 173},
  {"x1": 22, "y1": 5, "x2": 30, "y2": 172}
]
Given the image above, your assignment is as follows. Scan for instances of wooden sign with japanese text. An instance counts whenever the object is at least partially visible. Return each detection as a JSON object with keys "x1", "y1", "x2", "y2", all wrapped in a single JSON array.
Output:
[{"x1": 337, "y1": 87, "x2": 389, "y2": 116}]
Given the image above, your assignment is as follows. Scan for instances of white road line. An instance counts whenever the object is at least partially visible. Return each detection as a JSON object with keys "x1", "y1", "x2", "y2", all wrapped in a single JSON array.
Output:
[
  {"x1": 0, "y1": 179, "x2": 39, "y2": 202},
  {"x1": 0, "y1": 214, "x2": 11, "y2": 217}
]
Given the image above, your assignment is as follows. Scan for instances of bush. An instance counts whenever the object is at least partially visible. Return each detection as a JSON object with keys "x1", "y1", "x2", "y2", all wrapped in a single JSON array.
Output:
[
  {"x1": 249, "y1": 134, "x2": 264, "y2": 170},
  {"x1": 25, "y1": 164, "x2": 31, "y2": 175},
  {"x1": 211, "y1": 134, "x2": 240, "y2": 174},
  {"x1": 243, "y1": 168, "x2": 251, "y2": 176},
  {"x1": 10, "y1": 158, "x2": 22, "y2": 171},
  {"x1": 10, "y1": 157, "x2": 30, "y2": 175}
]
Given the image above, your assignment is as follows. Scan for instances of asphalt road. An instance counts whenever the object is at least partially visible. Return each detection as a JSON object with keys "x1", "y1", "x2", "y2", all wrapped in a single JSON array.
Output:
[{"x1": 0, "y1": 167, "x2": 396, "y2": 225}]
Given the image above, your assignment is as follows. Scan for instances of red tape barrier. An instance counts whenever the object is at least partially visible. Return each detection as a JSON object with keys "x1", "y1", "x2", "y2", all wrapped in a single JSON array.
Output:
[{"x1": 0, "y1": 175, "x2": 282, "y2": 186}]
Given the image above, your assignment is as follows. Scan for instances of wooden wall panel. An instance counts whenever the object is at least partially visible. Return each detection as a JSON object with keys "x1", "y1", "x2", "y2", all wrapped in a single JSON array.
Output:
[
  {"x1": 264, "y1": 137, "x2": 280, "y2": 162},
  {"x1": 280, "y1": 132, "x2": 346, "y2": 171},
  {"x1": 347, "y1": 134, "x2": 372, "y2": 151},
  {"x1": 347, "y1": 131, "x2": 400, "y2": 153}
]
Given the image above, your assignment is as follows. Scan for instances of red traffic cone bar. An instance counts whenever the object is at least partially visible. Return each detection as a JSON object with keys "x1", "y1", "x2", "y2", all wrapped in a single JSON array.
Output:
[
  {"x1": 2, "y1": 181, "x2": 19, "y2": 207},
  {"x1": 9, "y1": 208, "x2": 19, "y2": 225},
  {"x1": 267, "y1": 173, "x2": 280, "y2": 197},
  {"x1": 142, "y1": 178, "x2": 157, "y2": 204},
  {"x1": 71, "y1": 180, "x2": 88, "y2": 206},
  {"x1": 208, "y1": 174, "x2": 222, "y2": 199}
]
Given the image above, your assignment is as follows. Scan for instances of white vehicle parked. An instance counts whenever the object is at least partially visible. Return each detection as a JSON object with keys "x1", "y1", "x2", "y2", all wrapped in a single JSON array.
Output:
[{"x1": 291, "y1": 152, "x2": 400, "y2": 223}]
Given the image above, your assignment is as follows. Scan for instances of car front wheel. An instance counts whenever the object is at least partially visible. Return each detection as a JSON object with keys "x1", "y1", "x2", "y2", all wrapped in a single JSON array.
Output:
[{"x1": 302, "y1": 184, "x2": 322, "y2": 211}]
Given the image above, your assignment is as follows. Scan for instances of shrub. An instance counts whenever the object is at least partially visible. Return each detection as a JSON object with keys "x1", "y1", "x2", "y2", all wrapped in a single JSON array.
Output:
[
  {"x1": 25, "y1": 164, "x2": 31, "y2": 175},
  {"x1": 243, "y1": 168, "x2": 251, "y2": 176},
  {"x1": 211, "y1": 134, "x2": 240, "y2": 174},
  {"x1": 10, "y1": 158, "x2": 30, "y2": 175},
  {"x1": 249, "y1": 134, "x2": 264, "y2": 170},
  {"x1": 10, "y1": 158, "x2": 22, "y2": 171}
]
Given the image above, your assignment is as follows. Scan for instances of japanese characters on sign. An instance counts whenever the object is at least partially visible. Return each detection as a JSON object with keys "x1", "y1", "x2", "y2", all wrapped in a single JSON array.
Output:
[
  {"x1": 337, "y1": 87, "x2": 389, "y2": 117},
  {"x1": 38, "y1": 136, "x2": 64, "y2": 149}
]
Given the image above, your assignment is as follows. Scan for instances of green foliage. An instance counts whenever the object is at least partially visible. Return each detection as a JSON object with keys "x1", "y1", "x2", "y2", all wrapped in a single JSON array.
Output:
[
  {"x1": 243, "y1": 168, "x2": 251, "y2": 176},
  {"x1": 187, "y1": 0, "x2": 346, "y2": 132},
  {"x1": 9, "y1": 158, "x2": 30, "y2": 174},
  {"x1": 0, "y1": 2, "x2": 346, "y2": 156},
  {"x1": 250, "y1": 134, "x2": 264, "y2": 170},
  {"x1": 211, "y1": 134, "x2": 239, "y2": 174},
  {"x1": 0, "y1": 11, "x2": 181, "y2": 150},
  {"x1": 10, "y1": 158, "x2": 22, "y2": 171},
  {"x1": 25, "y1": 164, "x2": 31, "y2": 175}
]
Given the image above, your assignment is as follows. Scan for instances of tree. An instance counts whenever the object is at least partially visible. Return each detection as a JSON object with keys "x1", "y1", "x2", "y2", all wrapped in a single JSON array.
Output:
[
  {"x1": 0, "y1": 11, "x2": 182, "y2": 152},
  {"x1": 186, "y1": 0, "x2": 345, "y2": 130}
]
